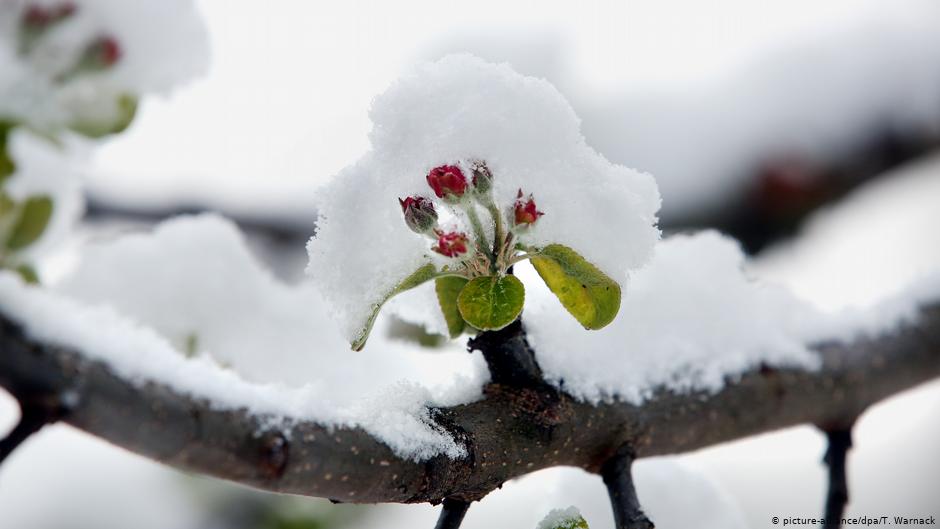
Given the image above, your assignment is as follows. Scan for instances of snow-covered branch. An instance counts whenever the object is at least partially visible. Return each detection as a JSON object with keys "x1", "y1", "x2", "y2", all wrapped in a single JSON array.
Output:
[{"x1": 1, "y1": 303, "x2": 937, "y2": 505}]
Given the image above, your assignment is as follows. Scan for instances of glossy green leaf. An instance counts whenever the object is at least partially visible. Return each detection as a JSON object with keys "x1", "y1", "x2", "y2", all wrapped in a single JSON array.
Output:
[
  {"x1": 530, "y1": 244, "x2": 621, "y2": 330},
  {"x1": 6, "y1": 195, "x2": 53, "y2": 251},
  {"x1": 69, "y1": 94, "x2": 138, "y2": 138},
  {"x1": 435, "y1": 276, "x2": 469, "y2": 338},
  {"x1": 457, "y1": 275, "x2": 524, "y2": 331},
  {"x1": 351, "y1": 263, "x2": 438, "y2": 351}
]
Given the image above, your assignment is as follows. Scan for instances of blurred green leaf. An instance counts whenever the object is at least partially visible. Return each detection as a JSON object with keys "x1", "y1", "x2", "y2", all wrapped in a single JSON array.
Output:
[
  {"x1": 435, "y1": 276, "x2": 469, "y2": 338},
  {"x1": 69, "y1": 94, "x2": 138, "y2": 138},
  {"x1": 530, "y1": 244, "x2": 621, "y2": 330},
  {"x1": 5, "y1": 195, "x2": 53, "y2": 251},
  {"x1": 0, "y1": 123, "x2": 15, "y2": 183},
  {"x1": 0, "y1": 192, "x2": 14, "y2": 216},
  {"x1": 14, "y1": 264, "x2": 39, "y2": 284},
  {"x1": 457, "y1": 275, "x2": 524, "y2": 331},
  {"x1": 351, "y1": 263, "x2": 438, "y2": 351},
  {"x1": 539, "y1": 511, "x2": 590, "y2": 529}
]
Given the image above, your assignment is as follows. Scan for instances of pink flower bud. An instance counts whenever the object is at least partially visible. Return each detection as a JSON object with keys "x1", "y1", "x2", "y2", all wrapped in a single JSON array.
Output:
[
  {"x1": 432, "y1": 230, "x2": 469, "y2": 258},
  {"x1": 398, "y1": 195, "x2": 438, "y2": 234},
  {"x1": 427, "y1": 164, "x2": 468, "y2": 201},
  {"x1": 513, "y1": 189, "x2": 544, "y2": 226}
]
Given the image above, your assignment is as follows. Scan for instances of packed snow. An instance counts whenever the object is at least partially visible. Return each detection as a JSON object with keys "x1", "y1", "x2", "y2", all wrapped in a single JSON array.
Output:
[
  {"x1": 0, "y1": 0, "x2": 208, "y2": 131},
  {"x1": 1, "y1": 214, "x2": 488, "y2": 460},
  {"x1": 306, "y1": 55, "x2": 661, "y2": 343},
  {"x1": 522, "y1": 229, "x2": 940, "y2": 404}
]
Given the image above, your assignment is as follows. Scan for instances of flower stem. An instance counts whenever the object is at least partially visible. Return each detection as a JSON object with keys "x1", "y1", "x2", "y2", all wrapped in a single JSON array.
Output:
[
  {"x1": 463, "y1": 204, "x2": 493, "y2": 263},
  {"x1": 484, "y1": 201, "x2": 505, "y2": 273}
]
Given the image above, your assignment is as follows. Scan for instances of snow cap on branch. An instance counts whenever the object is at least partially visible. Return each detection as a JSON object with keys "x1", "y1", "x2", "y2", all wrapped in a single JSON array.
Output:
[
  {"x1": 0, "y1": 0, "x2": 208, "y2": 132},
  {"x1": 307, "y1": 54, "x2": 661, "y2": 343}
]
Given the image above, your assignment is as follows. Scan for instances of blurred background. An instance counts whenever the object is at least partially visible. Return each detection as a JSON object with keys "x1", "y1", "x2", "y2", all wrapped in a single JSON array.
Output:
[{"x1": 2, "y1": 0, "x2": 940, "y2": 527}]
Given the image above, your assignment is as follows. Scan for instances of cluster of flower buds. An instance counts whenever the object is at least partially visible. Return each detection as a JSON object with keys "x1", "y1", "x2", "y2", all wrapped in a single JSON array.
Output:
[
  {"x1": 17, "y1": 2, "x2": 122, "y2": 75},
  {"x1": 399, "y1": 161, "x2": 544, "y2": 265}
]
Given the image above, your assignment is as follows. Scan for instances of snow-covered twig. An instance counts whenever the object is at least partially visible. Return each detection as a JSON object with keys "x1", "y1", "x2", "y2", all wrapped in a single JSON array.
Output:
[{"x1": 0, "y1": 304, "x2": 937, "y2": 506}]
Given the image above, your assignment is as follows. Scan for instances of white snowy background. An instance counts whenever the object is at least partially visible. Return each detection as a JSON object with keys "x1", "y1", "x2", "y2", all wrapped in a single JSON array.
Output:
[{"x1": 2, "y1": 1, "x2": 939, "y2": 528}]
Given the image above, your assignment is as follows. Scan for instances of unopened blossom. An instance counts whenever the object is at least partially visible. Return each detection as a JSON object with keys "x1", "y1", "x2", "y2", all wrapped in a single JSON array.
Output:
[
  {"x1": 399, "y1": 195, "x2": 438, "y2": 234},
  {"x1": 513, "y1": 189, "x2": 544, "y2": 226},
  {"x1": 427, "y1": 164, "x2": 468, "y2": 200},
  {"x1": 432, "y1": 230, "x2": 469, "y2": 258},
  {"x1": 470, "y1": 160, "x2": 493, "y2": 194}
]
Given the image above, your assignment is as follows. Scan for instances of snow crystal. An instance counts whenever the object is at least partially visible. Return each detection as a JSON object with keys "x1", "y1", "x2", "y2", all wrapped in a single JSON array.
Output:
[
  {"x1": 0, "y1": 0, "x2": 208, "y2": 130},
  {"x1": 307, "y1": 55, "x2": 660, "y2": 344},
  {"x1": 537, "y1": 506, "x2": 585, "y2": 529},
  {"x1": 1, "y1": 215, "x2": 488, "y2": 460}
]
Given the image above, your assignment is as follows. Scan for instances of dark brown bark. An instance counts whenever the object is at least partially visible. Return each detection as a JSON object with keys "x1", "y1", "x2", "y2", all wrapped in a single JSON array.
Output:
[{"x1": 0, "y1": 304, "x2": 938, "y2": 505}]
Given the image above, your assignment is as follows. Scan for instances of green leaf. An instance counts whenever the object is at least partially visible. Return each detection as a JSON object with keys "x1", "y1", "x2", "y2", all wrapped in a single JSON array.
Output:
[
  {"x1": 435, "y1": 276, "x2": 469, "y2": 338},
  {"x1": 13, "y1": 264, "x2": 39, "y2": 285},
  {"x1": 351, "y1": 263, "x2": 438, "y2": 351},
  {"x1": 530, "y1": 244, "x2": 621, "y2": 330},
  {"x1": 5, "y1": 195, "x2": 53, "y2": 251},
  {"x1": 68, "y1": 94, "x2": 138, "y2": 138},
  {"x1": 457, "y1": 275, "x2": 525, "y2": 331},
  {"x1": 0, "y1": 135, "x2": 14, "y2": 184},
  {"x1": 0, "y1": 192, "x2": 14, "y2": 217}
]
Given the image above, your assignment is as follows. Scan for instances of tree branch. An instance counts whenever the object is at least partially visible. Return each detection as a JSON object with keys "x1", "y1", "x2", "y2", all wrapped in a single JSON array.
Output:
[
  {"x1": 0, "y1": 304, "x2": 938, "y2": 505},
  {"x1": 820, "y1": 426, "x2": 854, "y2": 529},
  {"x1": 434, "y1": 498, "x2": 471, "y2": 529},
  {"x1": 601, "y1": 446, "x2": 654, "y2": 529}
]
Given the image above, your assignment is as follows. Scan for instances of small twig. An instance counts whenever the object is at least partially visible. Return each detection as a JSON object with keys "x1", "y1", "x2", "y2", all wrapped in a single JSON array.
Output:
[
  {"x1": 820, "y1": 425, "x2": 854, "y2": 529},
  {"x1": 601, "y1": 447, "x2": 654, "y2": 529},
  {"x1": 434, "y1": 498, "x2": 471, "y2": 529},
  {"x1": 0, "y1": 393, "x2": 73, "y2": 464}
]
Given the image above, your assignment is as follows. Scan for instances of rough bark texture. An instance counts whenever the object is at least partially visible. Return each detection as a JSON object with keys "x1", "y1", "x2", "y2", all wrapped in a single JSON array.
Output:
[{"x1": 1, "y1": 304, "x2": 939, "y2": 505}]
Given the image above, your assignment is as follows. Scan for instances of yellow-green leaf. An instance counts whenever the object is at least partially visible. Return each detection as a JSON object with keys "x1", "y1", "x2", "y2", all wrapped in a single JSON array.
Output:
[
  {"x1": 435, "y1": 276, "x2": 469, "y2": 338},
  {"x1": 6, "y1": 195, "x2": 53, "y2": 251},
  {"x1": 351, "y1": 263, "x2": 438, "y2": 351},
  {"x1": 457, "y1": 275, "x2": 524, "y2": 331},
  {"x1": 530, "y1": 244, "x2": 621, "y2": 330}
]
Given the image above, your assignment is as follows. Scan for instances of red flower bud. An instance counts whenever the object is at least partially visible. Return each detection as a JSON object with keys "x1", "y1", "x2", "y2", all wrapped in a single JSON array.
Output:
[
  {"x1": 513, "y1": 189, "x2": 544, "y2": 226},
  {"x1": 398, "y1": 195, "x2": 438, "y2": 234},
  {"x1": 432, "y1": 230, "x2": 469, "y2": 258},
  {"x1": 22, "y1": 2, "x2": 75, "y2": 28},
  {"x1": 85, "y1": 35, "x2": 122, "y2": 68},
  {"x1": 427, "y1": 164, "x2": 468, "y2": 201}
]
